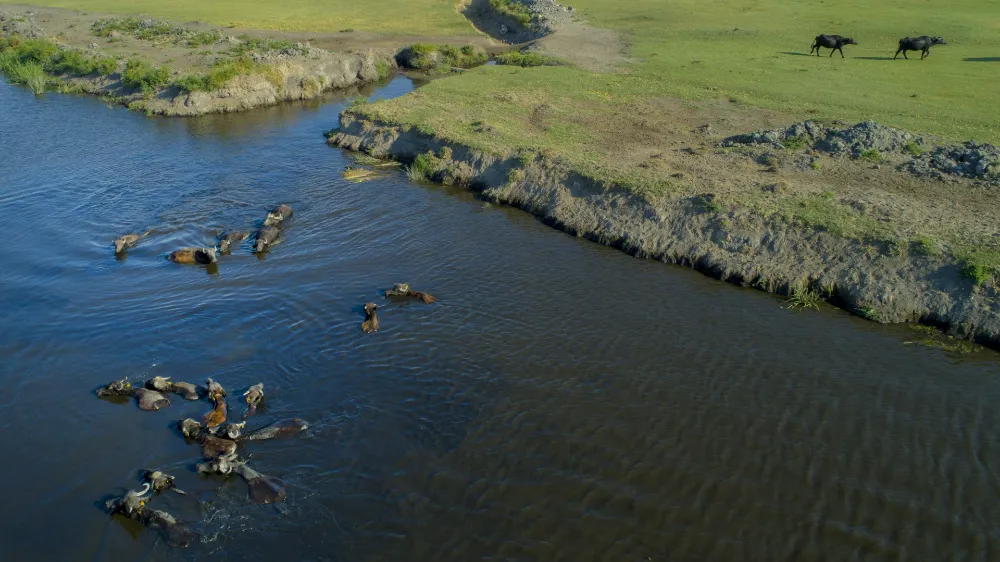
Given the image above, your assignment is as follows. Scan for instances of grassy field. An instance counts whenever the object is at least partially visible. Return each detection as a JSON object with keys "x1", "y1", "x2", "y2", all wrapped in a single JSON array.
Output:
[
  {"x1": 363, "y1": 0, "x2": 999, "y2": 145},
  {"x1": 0, "y1": 0, "x2": 478, "y2": 34}
]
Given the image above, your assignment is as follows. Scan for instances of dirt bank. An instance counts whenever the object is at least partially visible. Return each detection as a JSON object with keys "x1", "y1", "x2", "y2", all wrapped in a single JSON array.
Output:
[
  {"x1": 329, "y1": 113, "x2": 1000, "y2": 349},
  {"x1": 0, "y1": 5, "x2": 402, "y2": 115}
]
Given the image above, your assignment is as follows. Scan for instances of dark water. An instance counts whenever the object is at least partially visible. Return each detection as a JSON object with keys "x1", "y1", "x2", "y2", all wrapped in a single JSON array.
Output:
[{"x1": 2, "y1": 76, "x2": 1000, "y2": 562}]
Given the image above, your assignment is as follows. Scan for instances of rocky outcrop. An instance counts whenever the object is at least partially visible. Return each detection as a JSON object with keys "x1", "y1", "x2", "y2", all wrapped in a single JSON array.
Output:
[
  {"x1": 724, "y1": 120, "x2": 999, "y2": 185},
  {"x1": 329, "y1": 112, "x2": 1000, "y2": 348}
]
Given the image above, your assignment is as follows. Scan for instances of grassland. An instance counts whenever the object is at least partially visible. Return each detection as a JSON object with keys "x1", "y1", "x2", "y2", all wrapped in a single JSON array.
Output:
[
  {"x1": 348, "y1": 0, "x2": 1000, "y2": 275},
  {"x1": 0, "y1": 0, "x2": 478, "y2": 35}
]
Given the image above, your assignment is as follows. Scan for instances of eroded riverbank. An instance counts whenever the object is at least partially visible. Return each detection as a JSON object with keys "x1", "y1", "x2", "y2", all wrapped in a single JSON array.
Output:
[{"x1": 329, "y1": 111, "x2": 1000, "y2": 349}]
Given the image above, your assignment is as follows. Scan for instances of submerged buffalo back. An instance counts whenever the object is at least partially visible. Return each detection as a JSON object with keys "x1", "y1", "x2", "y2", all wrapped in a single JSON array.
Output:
[{"x1": 245, "y1": 418, "x2": 309, "y2": 440}]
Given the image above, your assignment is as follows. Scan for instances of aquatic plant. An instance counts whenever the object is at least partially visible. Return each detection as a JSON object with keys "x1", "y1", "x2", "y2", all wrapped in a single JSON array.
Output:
[{"x1": 785, "y1": 288, "x2": 822, "y2": 310}]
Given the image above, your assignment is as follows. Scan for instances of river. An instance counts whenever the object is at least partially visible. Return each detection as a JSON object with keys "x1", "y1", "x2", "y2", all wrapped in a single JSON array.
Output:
[{"x1": 1, "y1": 76, "x2": 999, "y2": 561}]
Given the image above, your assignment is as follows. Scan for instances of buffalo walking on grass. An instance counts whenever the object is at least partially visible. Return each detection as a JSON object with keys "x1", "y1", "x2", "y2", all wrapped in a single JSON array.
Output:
[
  {"x1": 810, "y1": 34, "x2": 858, "y2": 58},
  {"x1": 895, "y1": 36, "x2": 947, "y2": 60}
]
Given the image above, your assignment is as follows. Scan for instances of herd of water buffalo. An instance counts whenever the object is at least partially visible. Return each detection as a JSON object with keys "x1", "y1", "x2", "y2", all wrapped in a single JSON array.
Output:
[
  {"x1": 810, "y1": 34, "x2": 947, "y2": 59},
  {"x1": 101, "y1": 204, "x2": 438, "y2": 546}
]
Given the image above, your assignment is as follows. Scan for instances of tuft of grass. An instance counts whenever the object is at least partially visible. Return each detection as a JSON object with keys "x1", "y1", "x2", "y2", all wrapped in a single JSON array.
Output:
[
  {"x1": 375, "y1": 59, "x2": 392, "y2": 81},
  {"x1": 697, "y1": 195, "x2": 722, "y2": 213},
  {"x1": 780, "y1": 135, "x2": 809, "y2": 150},
  {"x1": 904, "y1": 141, "x2": 925, "y2": 156},
  {"x1": 230, "y1": 36, "x2": 301, "y2": 56},
  {"x1": 50, "y1": 49, "x2": 117, "y2": 76},
  {"x1": 912, "y1": 235, "x2": 940, "y2": 256},
  {"x1": 958, "y1": 248, "x2": 1000, "y2": 286},
  {"x1": 405, "y1": 151, "x2": 438, "y2": 182},
  {"x1": 785, "y1": 288, "x2": 822, "y2": 310},
  {"x1": 489, "y1": 0, "x2": 534, "y2": 28},
  {"x1": 809, "y1": 160, "x2": 821, "y2": 170},
  {"x1": 174, "y1": 56, "x2": 270, "y2": 92},
  {"x1": 857, "y1": 306, "x2": 882, "y2": 322},
  {"x1": 401, "y1": 43, "x2": 487, "y2": 71},
  {"x1": 859, "y1": 148, "x2": 882, "y2": 162},
  {"x1": 494, "y1": 51, "x2": 559, "y2": 67},
  {"x1": 7, "y1": 60, "x2": 49, "y2": 94},
  {"x1": 121, "y1": 58, "x2": 170, "y2": 92}
]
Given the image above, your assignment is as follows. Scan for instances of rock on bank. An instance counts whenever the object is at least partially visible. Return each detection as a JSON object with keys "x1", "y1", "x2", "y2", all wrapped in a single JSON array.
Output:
[{"x1": 329, "y1": 112, "x2": 1000, "y2": 348}]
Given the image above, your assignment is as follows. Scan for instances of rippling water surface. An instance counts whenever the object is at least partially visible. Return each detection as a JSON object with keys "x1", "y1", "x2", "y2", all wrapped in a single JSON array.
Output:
[{"x1": 2, "y1": 76, "x2": 1000, "y2": 561}]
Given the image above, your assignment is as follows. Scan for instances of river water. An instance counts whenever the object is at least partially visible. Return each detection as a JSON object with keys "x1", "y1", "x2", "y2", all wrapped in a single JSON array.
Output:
[{"x1": 2, "y1": 75, "x2": 1000, "y2": 561}]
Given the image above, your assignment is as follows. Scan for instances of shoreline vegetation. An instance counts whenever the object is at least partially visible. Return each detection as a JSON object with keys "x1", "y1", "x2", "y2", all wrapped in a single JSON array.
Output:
[
  {"x1": 0, "y1": 10, "x2": 400, "y2": 114},
  {"x1": 5, "y1": 0, "x2": 1000, "y2": 349}
]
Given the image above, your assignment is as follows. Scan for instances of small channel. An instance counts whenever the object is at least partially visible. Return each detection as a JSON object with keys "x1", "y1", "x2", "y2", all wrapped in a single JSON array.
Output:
[{"x1": 1, "y1": 75, "x2": 999, "y2": 561}]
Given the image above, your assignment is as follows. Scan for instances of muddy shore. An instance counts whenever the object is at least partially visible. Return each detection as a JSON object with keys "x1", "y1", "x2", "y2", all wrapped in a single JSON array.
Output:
[{"x1": 329, "y1": 112, "x2": 1000, "y2": 349}]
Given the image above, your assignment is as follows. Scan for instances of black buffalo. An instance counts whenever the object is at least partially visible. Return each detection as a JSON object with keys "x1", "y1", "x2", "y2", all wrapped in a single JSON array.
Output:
[
  {"x1": 810, "y1": 34, "x2": 858, "y2": 58},
  {"x1": 894, "y1": 36, "x2": 947, "y2": 60}
]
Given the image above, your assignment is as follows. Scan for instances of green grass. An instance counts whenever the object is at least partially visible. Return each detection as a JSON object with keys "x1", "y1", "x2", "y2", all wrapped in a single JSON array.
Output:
[
  {"x1": 904, "y1": 141, "x2": 925, "y2": 156},
  {"x1": 859, "y1": 148, "x2": 882, "y2": 162},
  {"x1": 912, "y1": 235, "x2": 940, "y2": 256},
  {"x1": 0, "y1": 35, "x2": 117, "y2": 89},
  {"x1": 489, "y1": 0, "x2": 533, "y2": 28},
  {"x1": 4, "y1": 0, "x2": 479, "y2": 35},
  {"x1": 401, "y1": 43, "x2": 487, "y2": 71},
  {"x1": 121, "y1": 58, "x2": 169, "y2": 92},
  {"x1": 779, "y1": 135, "x2": 809, "y2": 150},
  {"x1": 174, "y1": 56, "x2": 262, "y2": 92},
  {"x1": 230, "y1": 36, "x2": 300, "y2": 56},
  {"x1": 494, "y1": 51, "x2": 559, "y2": 67},
  {"x1": 785, "y1": 289, "x2": 822, "y2": 310},
  {"x1": 959, "y1": 248, "x2": 1000, "y2": 286}
]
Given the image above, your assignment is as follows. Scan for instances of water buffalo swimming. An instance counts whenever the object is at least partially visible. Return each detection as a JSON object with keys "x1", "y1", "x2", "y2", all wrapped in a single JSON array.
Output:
[
  {"x1": 105, "y1": 483, "x2": 198, "y2": 547},
  {"x1": 168, "y1": 247, "x2": 218, "y2": 265},
  {"x1": 203, "y1": 395, "x2": 228, "y2": 430},
  {"x1": 196, "y1": 454, "x2": 287, "y2": 504},
  {"x1": 143, "y1": 469, "x2": 187, "y2": 495},
  {"x1": 218, "y1": 231, "x2": 250, "y2": 253},
  {"x1": 205, "y1": 378, "x2": 227, "y2": 401},
  {"x1": 113, "y1": 233, "x2": 144, "y2": 255},
  {"x1": 97, "y1": 378, "x2": 170, "y2": 411},
  {"x1": 361, "y1": 302, "x2": 380, "y2": 333},
  {"x1": 254, "y1": 225, "x2": 280, "y2": 253},
  {"x1": 243, "y1": 383, "x2": 264, "y2": 419},
  {"x1": 244, "y1": 418, "x2": 309, "y2": 441},
  {"x1": 144, "y1": 376, "x2": 201, "y2": 400},
  {"x1": 385, "y1": 282, "x2": 436, "y2": 303},
  {"x1": 263, "y1": 204, "x2": 293, "y2": 227},
  {"x1": 180, "y1": 418, "x2": 239, "y2": 460}
]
